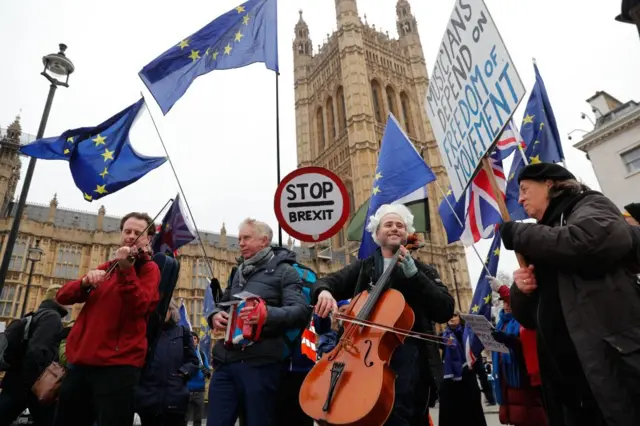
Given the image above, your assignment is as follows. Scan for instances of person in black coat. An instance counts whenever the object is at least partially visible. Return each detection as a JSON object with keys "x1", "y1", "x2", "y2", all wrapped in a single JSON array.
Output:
[
  {"x1": 313, "y1": 204, "x2": 455, "y2": 426},
  {"x1": 502, "y1": 163, "x2": 640, "y2": 426},
  {"x1": 0, "y1": 285, "x2": 68, "y2": 426},
  {"x1": 135, "y1": 299, "x2": 198, "y2": 426}
]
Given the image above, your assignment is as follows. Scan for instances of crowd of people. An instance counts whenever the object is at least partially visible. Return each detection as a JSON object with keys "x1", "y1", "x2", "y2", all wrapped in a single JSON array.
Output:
[{"x1": 0, "y1": 162, "x2": 639, "y2": 426}]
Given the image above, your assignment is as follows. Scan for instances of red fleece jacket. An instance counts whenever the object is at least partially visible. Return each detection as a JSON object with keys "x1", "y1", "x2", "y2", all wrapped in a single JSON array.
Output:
[{"x1": 56, "y1": 259, "x2": 160, "y2": 368}]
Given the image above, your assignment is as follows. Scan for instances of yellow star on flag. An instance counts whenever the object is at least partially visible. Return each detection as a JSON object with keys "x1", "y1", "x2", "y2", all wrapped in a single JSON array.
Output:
[
  {"x1": 235, "y1": 31, "x2": 244, "y2": 42},
  {"x1": 64, "y1": 149, "x2": 70, "y2": 155},
  {"x1": 67, "y1": 137, "x2": 74, "y2": 143},
  {"x1": 447, "y1": 189, "x2": 452, "y2": 196},
  {"x1": 99, "y1": 167, "x2": 109, "y2": 179},
  {"x1": 224, "y1": 44, "x2": 233, "y2": 55},
  {"x1": 522, "y1": 114, "x2": 534, "y2": 125},
  {"x1": 372, "y1": 186, "x2": 381, "y2": 195},
  {"x1": 236, "y1": 5, "x2": 245, "y2": 13},
  {"x1": 483, "y1": 294, "x2": 492, "y2": 304},
  {"x1": 212, "y1": 51, "x2": 219, "y2": 60},
  {"x1": 84, "y1": 193, "x2": 92, "y2": 201},
  {"x1": 540, "y1": 122, "x2": 545, "y2": 130},
  {"x1": 93, "y1": 134, "x2": 106, "y2": 147},
  {"x1": 101, "y1": 148, "x2": 114, "y2": 162},
  {"x1": 178, "y1": 39, "x2": 189, "y2": 49},
  {"x1": 509, "y1": 172, "x2": 515, "y2": 180},
  {"x1": 375, "y1": 172, "x2": 382, "y2": 180},
  {"x1": 493, "y1": 248, "x2": 500, "y2": 256},
  {"x1": 530, "y1": 155, "x2": 541, "y2": 164},
  {"x1": 188, "y1": 50, "x2": 201, "y2": 62},
  {"x1": 94, "y1": 184, "x2": 108, "y2": 195},
  {"x1": 472, "y1": 304, "x2": 480, "y2": 313},
  {"x1": 242, "y1": 15, "x2": 250, "y2": 25}
]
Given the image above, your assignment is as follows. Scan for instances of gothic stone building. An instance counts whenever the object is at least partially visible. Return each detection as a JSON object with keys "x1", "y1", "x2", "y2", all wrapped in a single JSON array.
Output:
[
  {"x1": 0, "y1": 118, "x2": 347, "y2": 332},
  {"x1": 292, "y1": 0, "x2": 472, "y2": 310}
]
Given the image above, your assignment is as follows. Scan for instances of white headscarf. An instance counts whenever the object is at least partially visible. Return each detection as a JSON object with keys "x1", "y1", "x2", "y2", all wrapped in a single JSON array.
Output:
[{"x1": 365, "y1": 204, "x2": 415, "y2": 246}]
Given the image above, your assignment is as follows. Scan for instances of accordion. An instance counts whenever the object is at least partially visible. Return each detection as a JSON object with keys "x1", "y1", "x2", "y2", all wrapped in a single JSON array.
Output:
[{"x1": 223, "y1": 296, "x2": 267, "y2": 348}]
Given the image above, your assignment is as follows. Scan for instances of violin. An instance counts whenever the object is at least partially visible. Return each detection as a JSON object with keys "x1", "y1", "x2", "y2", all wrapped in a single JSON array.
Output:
[{"x1": 299, "y1": 247, "x2": 414, "y2": 425}]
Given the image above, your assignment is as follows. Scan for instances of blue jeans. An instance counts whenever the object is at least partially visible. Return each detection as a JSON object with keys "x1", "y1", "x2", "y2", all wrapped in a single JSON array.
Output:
[{"x1": 207, "y1": 362, "x2": 282, "y2": 426}]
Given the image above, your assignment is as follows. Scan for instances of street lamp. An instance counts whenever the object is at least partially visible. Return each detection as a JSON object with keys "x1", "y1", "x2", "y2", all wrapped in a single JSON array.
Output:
[
  {"x1": 0, "y1": 44, "x2": 74, "y2": 295},
  {"x1": 20, "y1": 239, "x2": 44, "y2": 317},
  {"x1": 448, "y1": 255, "x2": 463, "y2": 311}
]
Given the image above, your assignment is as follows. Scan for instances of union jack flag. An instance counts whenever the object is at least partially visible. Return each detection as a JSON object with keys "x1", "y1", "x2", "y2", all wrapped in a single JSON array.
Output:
[
  {"x1": 494, "y1": 119, "x2": 525, "y2": 161},
  {"x1": 151, "y1": 194, "x2": 197, "y2": 255},
  {"x1": 438, "y1": 151, "x2": 505, "y2": 246}
]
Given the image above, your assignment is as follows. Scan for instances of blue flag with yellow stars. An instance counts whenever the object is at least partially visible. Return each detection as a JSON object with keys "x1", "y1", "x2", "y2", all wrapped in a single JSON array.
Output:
[
  {"x1": 200, "y1": 281, "x2": 216, "y2": 360},
  {"x1": 462, "y1": 227, "x2": 501, "y2": 364},
  {"x1": 505, "y1": 64, "x2": 565, "y2": 220},
  {"x1": 358, "y1": 113, "x2": 436, "y2": 259},
  {"x1": 139, "y1": 0, "x2": 279, "y2": 115},
  {"x1": 19, "y1": 98, "x2": 167, "y2": 202}
]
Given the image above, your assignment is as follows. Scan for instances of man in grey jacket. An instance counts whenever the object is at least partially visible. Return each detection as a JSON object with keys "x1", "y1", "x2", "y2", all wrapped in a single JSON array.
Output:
[{"x1": 207, "y1": 218, "x2": 311, "y2": 426}]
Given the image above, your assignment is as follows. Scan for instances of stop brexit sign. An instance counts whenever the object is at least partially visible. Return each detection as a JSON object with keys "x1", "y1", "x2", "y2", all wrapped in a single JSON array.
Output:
[{"x1": 274, "y1": 167, "x2": 350, "y2": 243}]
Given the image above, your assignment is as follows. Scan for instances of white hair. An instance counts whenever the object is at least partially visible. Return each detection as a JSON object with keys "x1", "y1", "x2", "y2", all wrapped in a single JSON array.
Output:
[
  {"x1": 366, "y1": 204, "x2": 415, "y2": 245},
  {"x1": 239, "y1": 218, "x2": 273, "y2": 243}
]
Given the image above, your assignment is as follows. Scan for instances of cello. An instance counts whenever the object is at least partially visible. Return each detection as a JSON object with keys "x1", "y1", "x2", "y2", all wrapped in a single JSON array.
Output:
[{"x1": 298, "y1": 245, "x2": 415, "y2": 426}]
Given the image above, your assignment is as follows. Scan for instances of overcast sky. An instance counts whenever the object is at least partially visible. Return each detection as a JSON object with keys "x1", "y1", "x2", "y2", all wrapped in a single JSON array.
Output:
[{"x1": 1, "y1": 0, "x2": 639, "y2": 288}]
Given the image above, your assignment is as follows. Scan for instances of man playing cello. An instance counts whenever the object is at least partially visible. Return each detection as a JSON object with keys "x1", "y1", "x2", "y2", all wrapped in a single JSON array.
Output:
[{"x1": 312, "y1": 204, "x2": 455, "y2": 426}]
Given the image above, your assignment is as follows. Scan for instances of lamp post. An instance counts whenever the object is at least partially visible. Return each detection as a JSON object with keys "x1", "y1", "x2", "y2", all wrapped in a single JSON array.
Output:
[
  {"x1": 448, "y1": 255, "x2": 462, "y2": 311},
  {"x1": 0, "y1": 44, "x2": 74, "y2": 295},
  {"x1": 20, "y1": 239, "x2": 44, "y2": 317}
]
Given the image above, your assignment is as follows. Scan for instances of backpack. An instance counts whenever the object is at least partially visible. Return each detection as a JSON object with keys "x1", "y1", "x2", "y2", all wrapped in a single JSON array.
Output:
[{"x1": 0, "y1": 314, "x2": 35, "y2": 371}]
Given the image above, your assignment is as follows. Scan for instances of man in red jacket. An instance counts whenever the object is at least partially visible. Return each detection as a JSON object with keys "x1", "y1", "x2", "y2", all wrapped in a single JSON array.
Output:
[{"x1": 53, "y1": 212, "x2": 161, "y2": 426}]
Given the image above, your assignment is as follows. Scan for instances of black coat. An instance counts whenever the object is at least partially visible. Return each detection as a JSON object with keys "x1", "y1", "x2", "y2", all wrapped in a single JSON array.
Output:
[
  {"x1": 2, "y1": 299, "x2": 67, "y2": 391},
  {"x1": 311, "y1": 249, "x2": 455, "y2": 407},
  {"x1": 135, "y1": 323, "x2": 198, "y2": 415},
  {"x1": 505, "y1": 191, "x2": 640, "y2": 426}
]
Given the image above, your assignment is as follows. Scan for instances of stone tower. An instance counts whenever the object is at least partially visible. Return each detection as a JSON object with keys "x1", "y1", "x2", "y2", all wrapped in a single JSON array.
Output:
[
  {"x1": 292, "y1": 0, "x2": 473, "y2": 310},
  {"x1": 0, "y1": 115, "x2": 23, "y2": 217}
]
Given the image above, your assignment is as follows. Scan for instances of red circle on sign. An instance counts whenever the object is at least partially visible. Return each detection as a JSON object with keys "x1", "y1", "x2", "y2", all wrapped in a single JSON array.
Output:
[{"x1": 274, "y1": 166, "x2": 350, "y2": 243}]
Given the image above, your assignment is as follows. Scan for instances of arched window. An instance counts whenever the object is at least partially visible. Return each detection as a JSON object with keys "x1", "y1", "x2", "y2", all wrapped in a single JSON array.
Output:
[
  {"x1": 54, "y1": 244, "x2": 82, "y2": 279},
  {"x1": 337, "y1": 86, "x2": 347, "y2": 133},
  {"x1": 386, "y1": 86, "x2": 397, "y2": 117},
  {"x1": 326, "y1": 97, "x2": 336, "y2": 140},
  {"x1": 400, "y1": 91, "x2": 413, "y2": 136},
  {"x1": 316, "y1": 107, "x2": 326, "y2": 151},
  {"x1": 371, "y1": 80, "x2": 384, "y2": 123}
]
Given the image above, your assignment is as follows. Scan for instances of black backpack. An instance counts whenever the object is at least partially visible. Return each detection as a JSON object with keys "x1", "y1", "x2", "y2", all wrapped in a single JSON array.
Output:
[{"x1": 0, "y1": 314, "x2": 35, "y2": 371}]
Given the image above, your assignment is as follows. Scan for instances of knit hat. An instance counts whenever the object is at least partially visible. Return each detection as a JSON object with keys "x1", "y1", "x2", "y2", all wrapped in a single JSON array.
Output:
[
  {"x1": 518, "y1": 162, "x2": 575, "y2": 184},
  {"x1": 44, "y1": 284, "x2": 63, "y2": 301},
  {"x1": 624, "y1": 203, "x2": 640, "y2": 223}
]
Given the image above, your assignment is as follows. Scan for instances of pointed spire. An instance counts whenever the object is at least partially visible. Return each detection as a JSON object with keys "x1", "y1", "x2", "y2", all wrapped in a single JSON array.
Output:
[
  {"x1": 220, "y1": 222, "x2": 228, "y2": 248},
  {"x1": 4, "y1": 113, "x2": 22, "y2": 144},
  {"x1": 294, "y1": 9, "x2": 312, "y2": 56},
  {"x1": 97, "y1": 205, "x2": 106, "y2": 230},
  {"x1": 220, "y1": 222, "x2": 227, "y2": 235},
  {"x1": 49, "y1": 193, "x2": 58, "y2": 207},
  {"x1": 47, "y1": 193, "x2": 58, "y2": 223}
]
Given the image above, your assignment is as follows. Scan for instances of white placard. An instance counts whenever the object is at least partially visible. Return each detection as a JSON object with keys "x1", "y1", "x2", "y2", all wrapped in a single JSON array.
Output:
[
  {"x1": 424, "y1": 0, "x2": 526, "y2": 200},
  {"x1": 461, "y1": 314, "x2": 509, "y2": 354}
]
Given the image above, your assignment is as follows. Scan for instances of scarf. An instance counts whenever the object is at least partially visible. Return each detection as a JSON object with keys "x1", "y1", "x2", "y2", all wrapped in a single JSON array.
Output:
[
  {"x1": 442, "y1": 325, "x2": 466, "y2": 380},
  {"x1": 237, "y1": 247, "x2": 274, "y2": 287},
  {"x1": 492, "y1": 310, "x2": 521, "y2": 405}
]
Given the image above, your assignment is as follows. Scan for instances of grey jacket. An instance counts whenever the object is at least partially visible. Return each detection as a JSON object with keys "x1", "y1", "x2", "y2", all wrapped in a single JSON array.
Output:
[{"x1": 209, "y1": 247, "x2": 311, "y2": 365}]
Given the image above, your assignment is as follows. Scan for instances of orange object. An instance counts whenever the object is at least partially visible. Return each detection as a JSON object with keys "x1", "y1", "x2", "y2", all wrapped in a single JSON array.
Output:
[
  {"x1": 301, "y1": 319, "x2": 317, "y2": 361},
  {"x1": 429, "y1": 414, "x2": 434, "y2": 426},
  {"x1": 299, "y1": 285, "x2": 415, "y2": 425}
]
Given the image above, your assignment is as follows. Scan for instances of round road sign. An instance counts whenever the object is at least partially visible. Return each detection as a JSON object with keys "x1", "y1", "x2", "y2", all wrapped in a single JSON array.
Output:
[{"x1": 274, "y1": 167, "x2": 350, "y2": 243}]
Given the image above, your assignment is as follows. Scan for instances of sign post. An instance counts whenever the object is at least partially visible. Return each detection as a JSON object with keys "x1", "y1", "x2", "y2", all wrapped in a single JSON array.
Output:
[
  {"x1": 274, "y1": 167, "x2": 350, "y2": 243},
  {"x1": 424, "y1": 0, "x2": 526, "y2": 200}
]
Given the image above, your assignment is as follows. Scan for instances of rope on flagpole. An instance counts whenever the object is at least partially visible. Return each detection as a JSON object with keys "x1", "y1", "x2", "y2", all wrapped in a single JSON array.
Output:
[
  {"x1": 141, "y1": 93, "x2": 215, "y2": 279},
  {"x1": 433, "y1": 181, "x2": 494, "y2": 277}
]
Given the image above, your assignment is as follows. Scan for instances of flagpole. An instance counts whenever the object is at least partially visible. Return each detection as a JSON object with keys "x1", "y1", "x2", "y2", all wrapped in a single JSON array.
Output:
[
  {"x1": 275, "y1": 72, "x2": 283, "y2": 247},
  {"x1": 141, "y1": 94, "x2": 214, "y2": 278},
  {"x1": 433, "y1": 182, "x2": 494, "y2": 277}
]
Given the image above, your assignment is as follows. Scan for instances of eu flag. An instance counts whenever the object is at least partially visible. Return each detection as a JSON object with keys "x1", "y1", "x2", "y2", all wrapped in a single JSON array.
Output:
[
  {"x1": 358, "y1": 113, "x2": 436, "y2": 259},
  {"x1": 505, "y1": 64, "x2": 565, "y2": 219},
  {"x1": 139, "y1": 0, "x2": 279, "y2": 115},
  {"x1": 462, "y1": 228, "x2": 501, "y2": 364},
  {"x1": 179, "y1": 300, "x2": 193, "y2": 331},
  {"x1": 19, "y1": 99, "x2": 166, "y2": 202},
  {"x1": 200, "y1": 282, "x2": 216, "y2": 358},
  {"x1": 151, "y1": 194, "x2": 197, "y2": 255}
]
